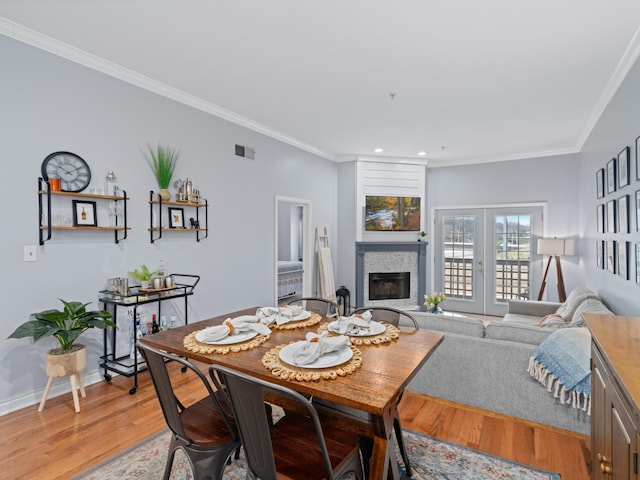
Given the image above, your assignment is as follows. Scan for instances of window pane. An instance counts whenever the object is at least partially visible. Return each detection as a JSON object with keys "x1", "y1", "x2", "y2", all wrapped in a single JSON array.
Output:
[
  {"x1": 443, "y1": 215, "x2": 474, "y2": 299},
  {"x1": 494, "y1": 214, "x2": 531, "y2": 302}
]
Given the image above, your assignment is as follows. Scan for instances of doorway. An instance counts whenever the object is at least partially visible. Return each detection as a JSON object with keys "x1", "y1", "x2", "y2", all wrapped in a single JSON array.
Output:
[
  {"x1": 433, "y1": 205, "x2": 543, "y2": 316},
  {"x1": 275, "y1": 196, "x2": 312, "y2": 305}
]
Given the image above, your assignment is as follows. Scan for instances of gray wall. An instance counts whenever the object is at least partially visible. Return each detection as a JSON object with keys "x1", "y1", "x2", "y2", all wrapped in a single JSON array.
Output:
[
  {"x1": 579, "y1": 45, "x2": 640, "y2": 317},
  {"x1": 0, "y1": 35, "x2": 337, "y2": 411},
  {"x1": 427, "y1": 154, "x2": 583, "y2": 302}
]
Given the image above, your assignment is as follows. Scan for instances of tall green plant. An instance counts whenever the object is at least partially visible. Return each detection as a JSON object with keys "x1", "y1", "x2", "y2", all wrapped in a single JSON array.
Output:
[
  {"x1": 8, "y1": 299, "x2": 114, "y2": 351},
  {"x1": 145, "y1": 143, "x2": 179, "y2": 189}
]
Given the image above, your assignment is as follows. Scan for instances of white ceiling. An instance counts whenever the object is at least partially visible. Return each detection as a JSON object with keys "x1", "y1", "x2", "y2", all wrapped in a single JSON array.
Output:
[{"x1": 2, "y1": 1, "x2": 640, "y2": 165}]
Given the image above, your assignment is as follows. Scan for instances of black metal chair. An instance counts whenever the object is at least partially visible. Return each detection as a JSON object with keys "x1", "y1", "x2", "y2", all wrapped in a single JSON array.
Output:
[
  {"x1": 318, "y1": 306, "x2": 418, "y2": 478},
  {"x1": 287, "y1": 296, "x2": 340, "y2": 318},
  {"x1": 137, "y1": 343, "x2": 240, "y2": 480},
  {"x1": 351, "y1": 305, "x2": 419, "y2": 331},
  {"x1": 209, "y1": 364, "x2": 364, "y2": 480}
]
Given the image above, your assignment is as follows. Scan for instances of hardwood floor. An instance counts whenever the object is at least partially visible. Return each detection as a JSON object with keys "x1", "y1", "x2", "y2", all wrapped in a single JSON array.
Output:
[{"x1": 0, "y1": 363, "x2": 591, "y2": 479}]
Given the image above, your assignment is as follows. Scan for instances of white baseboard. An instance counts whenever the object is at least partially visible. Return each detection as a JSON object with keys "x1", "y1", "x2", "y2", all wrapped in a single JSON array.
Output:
[{"x1": 0, "y1": 369, "x2": 107, "y2": 416}]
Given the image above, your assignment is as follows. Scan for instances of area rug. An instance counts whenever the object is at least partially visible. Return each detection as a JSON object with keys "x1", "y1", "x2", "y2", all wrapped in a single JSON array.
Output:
[{"x1": 73, "y1": 429, "x2": 559, "y2": 480}]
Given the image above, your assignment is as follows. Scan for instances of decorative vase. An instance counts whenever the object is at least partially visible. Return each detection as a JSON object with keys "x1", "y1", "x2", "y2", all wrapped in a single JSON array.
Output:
[
  {"x1": 140, "y1": 280, "x2": 151, "y2": 289},
  {"x1": 430, "y1": 305, "x2": 443, "y2": 314},
  {"x1": 159, "y1": 189, "x2": 171, "y2": 202}
]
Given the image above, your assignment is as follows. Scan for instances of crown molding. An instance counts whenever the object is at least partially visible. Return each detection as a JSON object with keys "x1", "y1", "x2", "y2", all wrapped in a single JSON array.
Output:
[
  {"x1": 0, "y1": 17, "x2": 336, "y2": 162},
  {"x1": 576, "y1": 25, "x2": 640, "y2": 151}
]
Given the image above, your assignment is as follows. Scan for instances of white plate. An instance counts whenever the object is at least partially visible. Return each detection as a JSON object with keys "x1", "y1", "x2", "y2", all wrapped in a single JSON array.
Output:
[
  {"x1": 328, "y1": 320, "x2": 386, "y2": 337},
  {"x1": 195, "y1": 328, "x2": 259, "y2": 345},
  {"x1": 279, "y1": 342, "x2": 353, "y2": 369}
]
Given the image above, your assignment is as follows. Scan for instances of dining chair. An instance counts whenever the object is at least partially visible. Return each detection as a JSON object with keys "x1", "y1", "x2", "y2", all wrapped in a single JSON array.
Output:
[
  {"x1": 320, "y1": 306, "x2": 418, "y2": 478},
  {"x1": 351, "y1": 306, "x2": 419, "y2": 331},
  {"x1": 288, "y1": 296, "x2": 340, "y2": 318},
  {"x1": 137, "y1": 343, "x2": 240, "y2": 480},
  {"x1": 209, "y1": 364, "x2": 364, "y2": 480}
]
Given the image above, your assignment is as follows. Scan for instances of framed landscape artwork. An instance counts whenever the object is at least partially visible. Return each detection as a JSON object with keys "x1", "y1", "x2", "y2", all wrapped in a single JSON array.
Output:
[
  {"x1": 636, "y1": 136, "x2": 640, "y2": 181},
  {"x1": 618, "y1": 146, "x2": 630, "y2": 188},
  {"x1": 607, "y1": 157, "x2": 617, "y2": 194},
  {"x1": 597, "y1": 241, "x2": 605, "y2": 269},
  {"x1": 636, "y1": 190, "x2": 640, "y2": 232},
  {"x1": 618, "y1": 241, "x2": 629, "y2": 280},
  {"x1": 607, "y1": 240, "x2": 616, "y2": 274},
  {"x1": 636, "y1": 243, "x2": 640, "y2": 283},
  {"x1": 618, "y1": 195, "x2": 629, "y2": 234},
  {"x1": 596, "y1": 168, "x2": 605, "y2": 199},
  {"x1": 597, "y1": 204, "x2": 605, "y2": 233},
  {"x1": 365, "y1": 196, "x2": 421, "y2": 231},
  {"x1": 607, "y1": 200, "x2": 616, "y2": 233}
]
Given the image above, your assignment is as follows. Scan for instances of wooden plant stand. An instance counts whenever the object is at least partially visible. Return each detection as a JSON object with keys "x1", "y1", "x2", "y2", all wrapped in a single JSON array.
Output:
[{"x1": 38, "y1": 345, "x2": 87, "y2": 413}]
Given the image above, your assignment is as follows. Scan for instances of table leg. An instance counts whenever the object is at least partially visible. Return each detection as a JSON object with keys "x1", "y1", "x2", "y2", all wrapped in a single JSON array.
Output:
[{"x1": 369, "y1": 406, "x2": 400, "y2": 480}]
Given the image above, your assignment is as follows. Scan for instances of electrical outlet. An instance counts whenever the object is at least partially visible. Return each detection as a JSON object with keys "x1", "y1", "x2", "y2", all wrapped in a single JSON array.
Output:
[{"x1": 24, "y1": 245, "x2": 37, "y2": 262}]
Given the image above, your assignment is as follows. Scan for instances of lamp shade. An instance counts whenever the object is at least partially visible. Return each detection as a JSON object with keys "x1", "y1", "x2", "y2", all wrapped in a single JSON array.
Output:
[{"x1": 537, "y1": 238, "x2": 574, "y2": 256}]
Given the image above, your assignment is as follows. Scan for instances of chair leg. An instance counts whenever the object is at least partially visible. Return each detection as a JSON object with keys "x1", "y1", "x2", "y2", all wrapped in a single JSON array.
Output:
[
  {"x1": 393, "y1": 417, "x2": 412, "y2": 477},
  {"x1": 359, "y1": 436, "x2": 372, "y2": 479}
]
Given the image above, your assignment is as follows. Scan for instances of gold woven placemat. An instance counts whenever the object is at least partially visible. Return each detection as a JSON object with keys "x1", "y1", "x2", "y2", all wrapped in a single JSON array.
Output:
[
  {"x1": 183, "y1": 330, "x2": 270, "y2": 355},
  {"x1": 269, "y1": 311, "x2": 322, "y2": 330},
  {"x1": 262, "y1": 343, "x2": 362, "y2": 381},
  {"x1": 317, "y1": 322, "x2": 400, "y2": 345}
]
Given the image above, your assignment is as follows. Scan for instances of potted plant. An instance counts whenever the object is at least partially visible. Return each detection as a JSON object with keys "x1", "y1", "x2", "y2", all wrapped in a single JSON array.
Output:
[
  {"x1": 128, "y1": 264, "x2": 159, "y2": 289},
  {"x1": 8, "y1": 299, "x2": 114, "y2": 378},
  {"x1": 144, "y1": 143, "x2": 179, "y2": 201},
  {"x1": 424, "y1": 292, "x2": 447, "y2": 314},
  {"x1": 418, "y1": 230, "x2": 427, "y2": 242}
]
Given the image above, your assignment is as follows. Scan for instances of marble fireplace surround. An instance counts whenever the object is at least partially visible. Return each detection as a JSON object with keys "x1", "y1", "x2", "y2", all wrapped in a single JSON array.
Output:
[{"x1": 355, "y1": 241, "x2": 427, "y2": 309}]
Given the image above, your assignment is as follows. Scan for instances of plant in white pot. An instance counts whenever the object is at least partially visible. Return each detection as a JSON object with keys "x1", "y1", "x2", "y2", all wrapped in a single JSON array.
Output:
[
  {"x1": 8, "y1": 299, "x2": 114, "y2": 412},
  {"x1": 128, "y1": 264, "x2": 159, "y2": 289},
  {"x1": 144, "y1": 143, "x2": 179, "y2": 201}
]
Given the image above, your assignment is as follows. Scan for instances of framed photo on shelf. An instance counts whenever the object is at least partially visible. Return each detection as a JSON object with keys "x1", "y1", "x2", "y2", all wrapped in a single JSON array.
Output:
[
  {"x1": 607, "y1": 240, "x2": 616, "y2": 274},
  {"x1": 607, "y1": 157, "x2": 617, "y2": 194},
  {"x1": 607, "y1": 199, "x2": 616, "y2": 233},
  {"x1": 597, "y1": 240, "x2": 605, "y2": 269},
  {"x1": 618, "y1": 241, "x2": 629, "y2": 280},
  {"x1": 72, "y1": 200, "x2": 97, "y2": 227},
  {"x1": 596, "y1": 168, "x2": 605, "y2": 199},
  {"x1": 596, "y1": 204, "x2": 605, "y2": 233},
  {"x1": 618, "y1": 195, "x2": 629, "y2": 234},
  {"x1": 168, "y1": 207, "x2": 185, "y2": 228},
  {"x1": 618, "y1": 146, "x2": 630, "y2": 188}
]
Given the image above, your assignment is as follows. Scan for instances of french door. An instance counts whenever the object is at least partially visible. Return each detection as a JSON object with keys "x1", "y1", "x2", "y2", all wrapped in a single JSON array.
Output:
[{"x1": 434, "y1": 206, "x2": 543, "y2": 316}]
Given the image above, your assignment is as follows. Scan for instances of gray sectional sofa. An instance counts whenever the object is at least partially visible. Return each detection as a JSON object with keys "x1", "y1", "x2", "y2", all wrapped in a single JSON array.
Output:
[{"x1": 405, "y1": 287, "x2": 613, "y2": 435}]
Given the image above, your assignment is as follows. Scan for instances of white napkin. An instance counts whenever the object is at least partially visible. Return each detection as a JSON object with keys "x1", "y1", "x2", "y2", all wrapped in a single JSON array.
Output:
[
  {"x1": 199, "y1": 315, "x2": 271, "y2": 342},
  {"x1": 256, "y1": 305, "x2": 303, "y2": 325},
  {"x1": 291, "y1": 331, "x2": 351, "y2": 366},
  {"x1": 332, "y1": 310, "x2": 373, "y2": 334}
]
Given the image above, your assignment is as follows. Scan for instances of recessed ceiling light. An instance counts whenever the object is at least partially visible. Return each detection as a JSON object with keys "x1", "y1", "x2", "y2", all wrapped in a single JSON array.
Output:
[
  {"x1": 417, "y1": 151, "x2": 426, "y2": 156},
  {"x1": 374, "y1": 148, "x2": 384, "y2": 153}
]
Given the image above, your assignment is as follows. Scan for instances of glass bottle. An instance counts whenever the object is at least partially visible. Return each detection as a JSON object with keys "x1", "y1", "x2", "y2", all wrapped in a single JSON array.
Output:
[
  {"x1": 160, "y1": 315, "x2": 167, "y2": 331},
  {"x1": 169, "y1": 314, "x2": 177, "y2": 329},
  {"x1": 105, "y1": 170, "x2": 116, "y2": 196},
  {"x1": 151, "y1": 314, "x2": 159, "y2": 333}
]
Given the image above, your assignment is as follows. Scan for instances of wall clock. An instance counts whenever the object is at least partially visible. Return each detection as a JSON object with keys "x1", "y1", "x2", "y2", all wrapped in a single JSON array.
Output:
[{"x1": 41, "y1": 151, "x2": 91, "y2": 192}]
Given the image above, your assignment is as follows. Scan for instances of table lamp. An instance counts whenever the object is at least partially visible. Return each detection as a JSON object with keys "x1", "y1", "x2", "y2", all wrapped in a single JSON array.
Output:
[{"x1": 537, "y1": 238, "x2": 574, "y2": 302}]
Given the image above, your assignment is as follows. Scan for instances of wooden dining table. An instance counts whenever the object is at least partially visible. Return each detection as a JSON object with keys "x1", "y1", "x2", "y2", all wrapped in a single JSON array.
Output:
[{"x1": 139, "y1": 306, "x2": 443, "y2": 480}]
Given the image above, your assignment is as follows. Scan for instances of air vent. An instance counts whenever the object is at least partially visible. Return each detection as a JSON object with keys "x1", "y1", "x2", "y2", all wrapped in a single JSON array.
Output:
[{"x1": 235, "y1": 144, "x2": 255, "y2": 159}]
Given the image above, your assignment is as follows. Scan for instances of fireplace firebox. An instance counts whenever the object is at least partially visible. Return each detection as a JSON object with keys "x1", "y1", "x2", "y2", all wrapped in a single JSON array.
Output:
[{"x1": 368, "y1": 272, "x2": 410, "y2": 300}]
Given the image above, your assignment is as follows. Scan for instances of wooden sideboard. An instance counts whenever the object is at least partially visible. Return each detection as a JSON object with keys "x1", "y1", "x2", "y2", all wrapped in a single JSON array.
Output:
[{"x1": 586, "y1": 314, "x2": 640, "y2": 480}]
